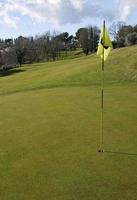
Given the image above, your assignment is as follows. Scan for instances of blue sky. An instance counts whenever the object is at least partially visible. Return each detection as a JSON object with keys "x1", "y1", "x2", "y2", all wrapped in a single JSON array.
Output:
[{"x1": 0, "y1": 0, "x2": 137, "y2": 39}]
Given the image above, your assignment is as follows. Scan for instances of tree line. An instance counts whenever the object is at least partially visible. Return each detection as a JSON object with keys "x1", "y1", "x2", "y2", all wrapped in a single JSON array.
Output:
[
  {"x1": 0, "y1": 23, "x2": 137, "y2": 70},
  {"x1": 110, "y1": 22, "x2": 137, "y2": 48}
]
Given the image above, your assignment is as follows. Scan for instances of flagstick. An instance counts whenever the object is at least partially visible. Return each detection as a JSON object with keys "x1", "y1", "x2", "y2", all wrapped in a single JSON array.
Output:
[{"x1": 98, "y1": 20, "x2": 105, "y2": 153}]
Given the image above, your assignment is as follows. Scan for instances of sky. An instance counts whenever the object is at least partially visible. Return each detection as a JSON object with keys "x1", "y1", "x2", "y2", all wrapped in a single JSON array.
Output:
[{"x1": 0, "y1": 0, "x2": 137, "y2": 39}]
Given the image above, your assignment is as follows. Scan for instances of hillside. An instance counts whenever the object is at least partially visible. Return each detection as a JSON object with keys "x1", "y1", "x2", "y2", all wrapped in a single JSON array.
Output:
[
  {"x1": 0, "y1": 45, "x2": 137, "y2": 200},
  {"x1": 0, "y1": 45, "x2": 137, "y2": 96}
]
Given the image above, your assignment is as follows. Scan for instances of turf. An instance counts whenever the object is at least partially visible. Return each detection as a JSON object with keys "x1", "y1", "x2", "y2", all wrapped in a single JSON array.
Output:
[{"x1": 0, "y1": 45, "x2": 137, "y2": 200}]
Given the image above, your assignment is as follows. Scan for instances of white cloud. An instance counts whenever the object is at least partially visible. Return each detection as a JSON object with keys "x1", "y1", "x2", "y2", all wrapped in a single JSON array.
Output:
[
  {"x1": 0, "y1": 0, "x2": 116, "y2": 28},
  {"x1": 69, "y1": 0, "x2": 86, "y2": 11},
  {"x1": 0, "y1": 1, "x2": 19, "y2": 27},
  {"x1": 3, "y1": 15, "x2": 19, "y2": 28},
  {"x1": 118, "y1": 0, "x2": 137, "y2": 21},
  {"x1": 1, "y1": 0, "x2": 136, "y2": 28}
]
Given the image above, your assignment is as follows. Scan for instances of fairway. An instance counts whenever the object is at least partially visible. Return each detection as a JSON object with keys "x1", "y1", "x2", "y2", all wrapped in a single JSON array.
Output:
[{"x1": 0, "y1": 46, "x2": 137, "y2": 200}]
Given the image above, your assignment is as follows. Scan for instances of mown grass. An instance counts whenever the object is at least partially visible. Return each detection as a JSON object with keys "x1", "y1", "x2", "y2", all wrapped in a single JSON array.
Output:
[{"x1": 0, "y1": 45, "x2": 137, "y2": 200}]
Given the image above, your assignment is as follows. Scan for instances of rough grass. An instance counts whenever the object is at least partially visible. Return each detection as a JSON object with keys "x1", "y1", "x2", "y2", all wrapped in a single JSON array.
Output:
[{"x1": 0, "y1": 45, "x2": 137, "y2": 200}]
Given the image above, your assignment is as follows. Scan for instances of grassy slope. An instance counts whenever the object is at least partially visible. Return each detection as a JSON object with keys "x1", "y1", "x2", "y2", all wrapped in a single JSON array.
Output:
[
  {"x1": 0, "y1": 46, "x2": 137, "y2": 200},
  {"x1": 0, "y1": 45, "x2": 137, "y2": 95}
]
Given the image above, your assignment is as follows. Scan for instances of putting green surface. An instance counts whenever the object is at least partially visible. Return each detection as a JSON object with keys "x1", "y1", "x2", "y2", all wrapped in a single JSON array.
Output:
[{"x1": 0, "y1": 46, "x2": 137, "y2": 199}]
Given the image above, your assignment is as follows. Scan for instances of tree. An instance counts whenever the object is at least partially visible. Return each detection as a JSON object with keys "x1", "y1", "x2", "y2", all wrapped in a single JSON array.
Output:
[
  {"x1": 0, "y1": 48, "x2": 17, "y2": 70},
  {"x1": 0, "y1": 51, "x2": 3, "y2": 68},
  {"x1": 15, "y1": 36, "x2": 28, "y2": 66},
  {"x1": 133, "y1": 25, "x2": 137, "y2": 33},
  {"x1": 56, "y1": 32, "x2": 70, "y2": 56},
  {"x1": 76, "y1": 26, "x2": 100, "y2": 55},
  {"x1": 125, "y1": 32, "x2": 137, "y2": 46},
  {"x1": 76, "y1": 28, "x2": 89, "y2": 55},
  {"x1": 110, "y1": 22, "x2": 136, "y2": 48},
  {"x1": 88, "y1": 26, "x2": 100, "y2": 52},
  {"x1": 5, "y1": 39, "x2": 13, "y2": 47},
  {"x1": 110, "y1": 21, "x2": 126, "y2": 41}
]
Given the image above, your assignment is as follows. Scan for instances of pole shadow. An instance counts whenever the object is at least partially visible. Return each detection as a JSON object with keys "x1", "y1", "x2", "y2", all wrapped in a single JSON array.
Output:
[{"x1": 104, "y1": 150, "x2": 137, "y2": 156}]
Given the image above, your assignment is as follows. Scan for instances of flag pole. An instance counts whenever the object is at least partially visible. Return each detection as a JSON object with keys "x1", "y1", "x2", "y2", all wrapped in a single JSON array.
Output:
[{"x1": 98, "y1": 20, "x2": 105, "y2": 153}]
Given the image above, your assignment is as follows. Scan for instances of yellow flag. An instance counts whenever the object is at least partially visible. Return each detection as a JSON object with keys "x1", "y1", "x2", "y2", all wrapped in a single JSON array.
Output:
[{"x1": 97, "y1": 25, "x2": 113, "y2": 61}]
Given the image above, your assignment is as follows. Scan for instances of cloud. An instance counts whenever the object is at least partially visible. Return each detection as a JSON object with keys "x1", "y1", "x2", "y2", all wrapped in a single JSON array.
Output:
[
  {"x1": 0, "y1": 1, "x2": 19, "y2": 27},
  {"x1": 118, "y1": 0, "x2": 137, "y2": 21},
  {"x1": 0, "y1": 0, "x2": 116, "y2": 28},
  {"x1": 3, "y1": 15, "x2": 19, "y2": 28}
]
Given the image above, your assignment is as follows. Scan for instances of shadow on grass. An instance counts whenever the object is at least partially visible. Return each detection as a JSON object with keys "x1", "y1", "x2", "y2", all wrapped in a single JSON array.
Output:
[
  {"x1": 0, "y1": 69, "x2": 26, "y2": 77},
  {"x1": 105, "y1": 150, "x2": 137, "y2": 156}
]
